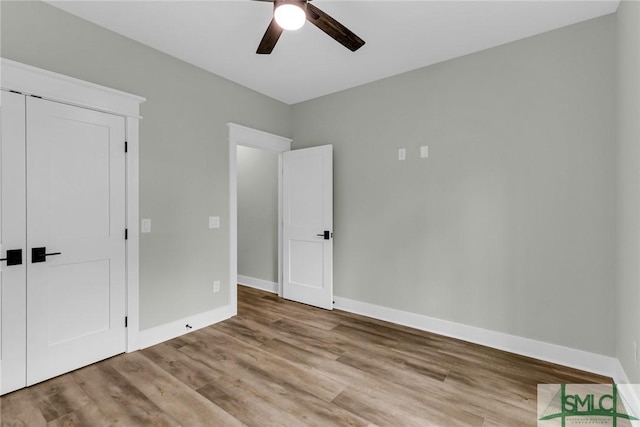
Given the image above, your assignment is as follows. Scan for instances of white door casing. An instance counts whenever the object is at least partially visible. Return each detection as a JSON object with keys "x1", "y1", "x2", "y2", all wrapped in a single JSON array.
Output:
[
  {"x1": 25, "y1": 98, "x2": 127, "y2": 385},
  {"x1": 0, "y1": 91, "x2": 28, "y2": 393},
  {"x1": 282, "y1": 145, "x2": 333, "y2": 310},
  {"x1": 228, "y1": 123, "x2": 292, "y2": 306}
]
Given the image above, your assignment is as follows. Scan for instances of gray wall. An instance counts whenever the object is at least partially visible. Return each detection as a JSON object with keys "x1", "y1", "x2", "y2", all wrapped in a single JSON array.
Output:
[
  {"x1": 292, "y1": 16, "x2": 617, "y2": 356},
  {"x1": 616, "y1": 0, "x2": 640, "y2": 383},
  {"x1": 237, "y1": 146, "x2": 279, "y2": 283},
  {"x1": 1, "y1": 1, "x2": 291, "y2": 330}
]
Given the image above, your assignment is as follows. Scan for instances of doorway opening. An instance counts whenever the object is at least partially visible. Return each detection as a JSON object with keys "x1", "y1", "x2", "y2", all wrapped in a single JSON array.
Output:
[{"x1": 228, "y1": 123, "x2": 292, "y2": 311}]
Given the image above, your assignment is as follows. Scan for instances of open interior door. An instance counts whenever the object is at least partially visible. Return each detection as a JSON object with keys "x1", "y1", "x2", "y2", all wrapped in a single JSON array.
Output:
[{"x1": 282, "y1": 145, "x2": 333, "y2": 310}]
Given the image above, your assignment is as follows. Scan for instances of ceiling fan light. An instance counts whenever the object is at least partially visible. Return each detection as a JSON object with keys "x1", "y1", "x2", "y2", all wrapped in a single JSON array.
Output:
[{"x1": 274, "y1": 3, "x2": 306, "y2": 31}]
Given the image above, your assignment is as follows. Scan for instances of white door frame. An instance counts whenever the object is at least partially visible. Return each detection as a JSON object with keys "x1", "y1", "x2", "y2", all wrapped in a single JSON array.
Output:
[
  {"x1": 0, "y1": 58, "x2": 145, "y2": 353},
  {"x1": 228, "y1": 123, "x2": 292, "y2": 307}
]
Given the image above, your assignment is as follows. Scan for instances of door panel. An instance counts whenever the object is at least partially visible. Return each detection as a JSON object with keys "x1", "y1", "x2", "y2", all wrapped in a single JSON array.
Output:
[
  {"x1": 289, "y1": 241, "x2": 323, "y2": 288},
  {"x1": 46, "y1": 260, "x2": 111, "y2": 345},
  {"x1": 25, "y1": 97, "x2": 127, "y2": 386},
  {"x1": 0, "y1": 91, "x2": 28, "y2": 395},
  {"x1": 282, "y1": 145, "x2": 333, "y2": 310}
]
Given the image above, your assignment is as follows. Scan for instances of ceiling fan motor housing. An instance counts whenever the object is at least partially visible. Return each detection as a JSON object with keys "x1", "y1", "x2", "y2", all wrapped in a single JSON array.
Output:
[{"x1": 274, "y1": 0, "x2": 308, "y2": 12}]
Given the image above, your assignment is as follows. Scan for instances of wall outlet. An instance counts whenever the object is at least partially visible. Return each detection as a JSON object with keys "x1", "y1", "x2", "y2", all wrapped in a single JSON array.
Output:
[
  {"x1": 420, "y1": 145, "x2": 429, "y2": 158},
  {"x1": 209, "y1": 216, "x2": 220, "y2": 229},
  {"x1": 398, "y1": 148, "x2": 406, "y2": 161},
  {"x1": 213, "y1": 280, "x2": 220, "y2": 293},
  {"x1": 634, "y1": 341, "x2": 638, "y2": 364},
  {"x1": 141, "y1": 218, "x2": 151, "y2": 233}
]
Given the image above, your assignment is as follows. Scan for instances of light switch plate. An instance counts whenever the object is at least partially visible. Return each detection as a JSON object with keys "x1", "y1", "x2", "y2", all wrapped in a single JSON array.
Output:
[
  {"x1": 209, "y1": 216, "x2": 220, "y2": 229},
  {"x1": 141, "y1": 218, "x2": 151, "y2": 233},
  {"x1": 398, "y1": 148, "x2": 406, "y2": 161}
]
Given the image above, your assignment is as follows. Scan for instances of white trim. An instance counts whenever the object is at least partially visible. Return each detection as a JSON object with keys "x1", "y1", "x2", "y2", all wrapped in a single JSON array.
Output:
[
  {"x1": 613, "y1": 359, "x2": 632, "y2": 384},
  {"x1": 125, "y1": 117, "x2": 141, "y2": 352},
  {"x1": 138, "y1": 304, "x2": 235, "y2": 349},
  {"x1": 334, "y1": 296, "x2": 622, "y2": 379},
  {"x1": 238, "y1": 275, "x2": 278, "y2": 294},
  {"x1": 617, "y1": 383, "x2": 640, "y2": 425},
  {"x1": 1, "y1": 59, "x2": 145, "y2": 118},
  {"x1": 611, "y1": 363, "x2": 640, "y2": 423},
  {"x1": 277, "y1": 154, "x2": 283, "y2": 298},
  {"x1": 228, "y1": 123, "x2": 291, "y2": 313},
  {"x1": 228, "y1": 123, "x2": 291, "y2": 152},
  {"x1": 229, "y1": 138, "x2": 239, "y2": 316}
]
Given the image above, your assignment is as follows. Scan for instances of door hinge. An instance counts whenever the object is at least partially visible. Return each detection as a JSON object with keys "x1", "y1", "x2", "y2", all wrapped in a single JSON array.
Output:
[
  {"x1": 125, "y1": 316, "x2": 128, "y2": 328},
  {"x1": 125, "y1": 229, "x2": 128, "y2": 240},
  {"x1": 125, "y1": 141, "x2": 128, "y2": 153}
]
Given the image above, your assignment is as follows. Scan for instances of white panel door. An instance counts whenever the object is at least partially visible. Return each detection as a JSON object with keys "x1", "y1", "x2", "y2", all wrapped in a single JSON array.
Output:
[
  {"x1": 25, "y1": 97, "x2": 127, "y2": 386},
  {"x1": 0, "y1": 91, "x2": 28, "y2": 394},
  {"x1": 282, "y1": 145, "x2": 333, "y2": 310}
]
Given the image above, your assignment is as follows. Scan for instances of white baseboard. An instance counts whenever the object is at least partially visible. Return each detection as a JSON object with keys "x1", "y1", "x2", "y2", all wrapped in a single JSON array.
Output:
[
  {"x1": 617, "y1": 383, "x2": 640, "y2": 425},
  {"x1": 333, "y1": 296, "x2": 624, "y2": 381},
  {"x1": 238, "y1": 275, "x2": 278, "y2": 294},
  {"x1": 138, "y1": 304, "x2": 235, "y2": 350},
  {"x1": 612, "y1": 359, "x2": 632, "y2": 384}
]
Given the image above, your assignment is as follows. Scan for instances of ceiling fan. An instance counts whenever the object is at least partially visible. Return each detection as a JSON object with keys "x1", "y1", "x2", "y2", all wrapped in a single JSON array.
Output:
[{"x1": 254, "y1": 0, "x2": 365, "y2": 54}]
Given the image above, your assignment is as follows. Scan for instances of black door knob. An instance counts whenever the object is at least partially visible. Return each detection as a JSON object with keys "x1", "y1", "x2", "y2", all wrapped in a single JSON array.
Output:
[
  {"x1": 32, "y1": 247, "x2": 62, "y2": 263},
  {"x1": 316, "y1": 231, "x2": 332, "y2": 240},
  {"x1": 0, "y1": 249, "x2": 22, "y2": 266}
]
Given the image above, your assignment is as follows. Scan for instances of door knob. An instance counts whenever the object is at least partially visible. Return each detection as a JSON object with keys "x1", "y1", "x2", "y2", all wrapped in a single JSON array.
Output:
[
  {"x1": 0, "y1": 249, "x2": 23, "y2": 266},
  {"x1": 316, "y1": 231, "x2": 332, "y2": 240},
  {"x1": 32, "y1": 247, "x2": 62, "y2": 263}
]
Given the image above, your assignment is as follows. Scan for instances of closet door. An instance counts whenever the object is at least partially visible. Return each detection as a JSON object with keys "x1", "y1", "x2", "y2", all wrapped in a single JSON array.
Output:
[
  {"x1": 0, "y1": 91, "x2": 28, "y2": 394},
  {"x1": 25, "y1": 97, "x2": 127, "y2": 386}
]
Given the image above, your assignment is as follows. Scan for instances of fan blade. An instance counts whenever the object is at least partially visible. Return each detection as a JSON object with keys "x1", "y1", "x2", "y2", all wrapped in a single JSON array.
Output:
[
  {"x1": 257, "y1": 18, "x2": 284, "y2": 54},
  {"x1": 306, "y1": 3, "x2": 365, "y2": 52}
]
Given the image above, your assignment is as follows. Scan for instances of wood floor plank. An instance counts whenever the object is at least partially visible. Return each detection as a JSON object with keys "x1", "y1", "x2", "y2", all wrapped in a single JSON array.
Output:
[
  {"x1": 242, "y1": 293, "x2": 342, "y2": 331},
  {"x1": 0, "y1": 387, "x2": 47, "y2": 427},
  {"x1": 199, "y1": 355, "x2": 374, "y2": 427},
  {"x1": 212, "y1": 315, "x2": 280, "y2": 348},
  {"x1": 270, "y1": 318, "x2": 353, "y2": 359},
  {"x1": 184, "y1": 327, "x2": 347, "y2": 403},
  {"x1": 140, "y1": 342, "x2": 221, "y2": 390},
  {"x1": 197, "y1": 376, "x2": 309, "y2": 427},
  {"x1": 237, "y1": 300, "x2": 284, "y2": 324},
  {"x1": 332, "y1": 383, "x2": 484, "y2": 427},
  {"x1": 259, "y1": 335, "x2": 483, "y2": 426},
  {"x1": 107, "y1": 352, "x2": 245, "y2": 427},
  {"x1": 46, "y1": 401, "x2": 110, "y2": 427},
  {"x1": 72, "y1": 362, "x2": 179, "y2": 427},
  {"x1": 257, "y1": 338, "x2": 368, "y2": 387},
  {"x1": 27, "y1": 375, "x2": 91, "y2": 422},
  {"x1": 332, "y1": 324, "x2": 450, "y2": 383}
]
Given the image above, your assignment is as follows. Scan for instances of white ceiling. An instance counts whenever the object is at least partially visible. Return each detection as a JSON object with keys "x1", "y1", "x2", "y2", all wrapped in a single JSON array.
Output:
[{"x1": 47, "y1": 1, "x2": 619, "y2": 105}]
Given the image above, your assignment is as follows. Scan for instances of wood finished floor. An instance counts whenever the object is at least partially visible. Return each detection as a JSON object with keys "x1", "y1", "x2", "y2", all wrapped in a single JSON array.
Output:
[{"x1": 1, "y1": 285, "x2": 611, "y2": 427}]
